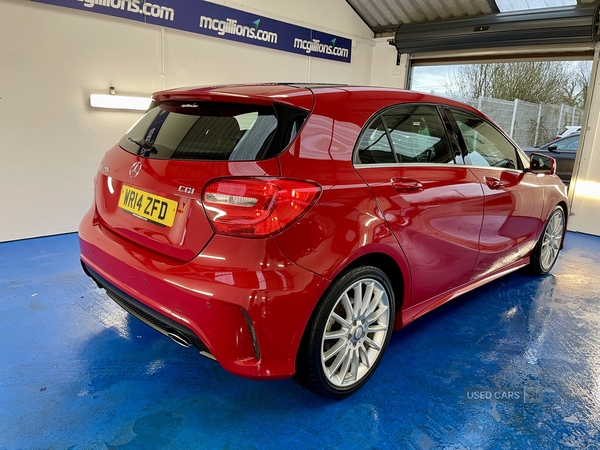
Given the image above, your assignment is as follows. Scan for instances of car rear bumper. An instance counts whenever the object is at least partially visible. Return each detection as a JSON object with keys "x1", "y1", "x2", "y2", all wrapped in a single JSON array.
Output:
[{"x1": 78, "y1": 208, "x2": 329, "y2": 379}]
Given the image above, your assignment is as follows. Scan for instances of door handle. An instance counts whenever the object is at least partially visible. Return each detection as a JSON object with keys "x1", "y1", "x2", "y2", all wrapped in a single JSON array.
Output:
[
  {"x1": 390, "y1": 177, "x2": 423, "y2": 192},
  {"x1": 484, "y1": 176, "x2": 505, "y2": 190}
]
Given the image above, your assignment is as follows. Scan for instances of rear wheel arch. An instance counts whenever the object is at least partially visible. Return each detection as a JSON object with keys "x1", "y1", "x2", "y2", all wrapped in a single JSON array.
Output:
[
  {"x1": 545, "y1": 200, "x2": 568, "y2": 246},
  {"x1": 528, "y1": 203, "x2": 566, "y2": 275},
  {"x1": 556, "y1": 201, "x2": 568, "y2": 236},
  {"x1": 338, "y1": 252, "x2": 406, "y2": 316},
  {"x1": 293, "y1": 251, "x2": 407, "y2": 377}
]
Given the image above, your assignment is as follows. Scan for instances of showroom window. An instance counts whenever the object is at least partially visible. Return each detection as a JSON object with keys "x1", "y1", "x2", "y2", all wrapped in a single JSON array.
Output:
[
  {"x1": 448, "y1": 108, "x2": 519, "y2": 169},
  {"x1": 357, "y1": 105, "x2": 453, "y2": 164},
  {"x1": 410, "y1": 61, "x2": 590, "y2": 149}
]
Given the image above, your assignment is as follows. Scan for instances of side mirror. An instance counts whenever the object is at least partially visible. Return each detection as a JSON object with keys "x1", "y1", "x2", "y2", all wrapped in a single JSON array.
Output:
[
  {"x1": 547, "y1": 144, "x2": 558, "y2": 152},
  {"x1": 530, "y1": 153, "x2": 556, "y2": 175}
]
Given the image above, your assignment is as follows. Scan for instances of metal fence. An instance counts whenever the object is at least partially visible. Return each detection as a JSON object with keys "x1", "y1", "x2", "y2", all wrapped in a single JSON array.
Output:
[{"x1": 462, "y1": 96, "x2": 584, "y2": 147}]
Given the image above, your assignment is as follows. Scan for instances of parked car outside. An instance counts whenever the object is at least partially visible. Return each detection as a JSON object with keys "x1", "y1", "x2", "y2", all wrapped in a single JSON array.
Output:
[
  {"x1": 79, "y1": 84, "x2": 568, "y2": 399},
  {"x1": 556, "y1": 125, "x2": 580, "y2": 139},
  {"x1": 522, "y1": 133, "x2": 579, "y2": 186}
]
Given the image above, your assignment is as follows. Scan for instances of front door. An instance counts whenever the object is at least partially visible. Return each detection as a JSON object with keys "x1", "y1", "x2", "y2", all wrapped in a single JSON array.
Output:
[{"x1": 445, "y1": 107, "x2": 546, "y2": 280}]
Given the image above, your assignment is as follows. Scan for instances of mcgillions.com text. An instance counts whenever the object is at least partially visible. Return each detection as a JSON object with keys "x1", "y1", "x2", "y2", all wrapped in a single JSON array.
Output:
[{"x1": 78, "y1": 0, "x2": 175, "y2": 21}]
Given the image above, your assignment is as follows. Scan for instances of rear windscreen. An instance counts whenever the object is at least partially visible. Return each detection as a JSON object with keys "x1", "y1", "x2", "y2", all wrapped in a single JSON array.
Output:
[{"x1": 119, "y1": 102, "x2": 309, "y2": 161}]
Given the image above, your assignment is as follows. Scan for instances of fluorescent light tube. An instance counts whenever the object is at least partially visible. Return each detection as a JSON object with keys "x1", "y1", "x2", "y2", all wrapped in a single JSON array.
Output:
[{"x1": 90, "y1": 94, "x2": 152, "y2": 111}]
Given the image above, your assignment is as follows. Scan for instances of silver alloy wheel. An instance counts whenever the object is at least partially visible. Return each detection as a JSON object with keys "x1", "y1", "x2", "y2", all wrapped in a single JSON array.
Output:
[
  {"x1": 320, "y1": 278, "x2": 390, "y2": 388},
  {"x1": 540, "y1": 209, "x2": 565, "y2": 272}
]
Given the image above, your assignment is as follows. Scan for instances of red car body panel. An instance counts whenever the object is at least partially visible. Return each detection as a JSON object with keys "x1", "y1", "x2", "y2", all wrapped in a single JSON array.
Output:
[
  {"x1": 79, "y1": 84, "x2": 568, "y2": 380},
  {"x1": 356, "y1": 165, "x2": 484, "y2": 307},
  {"x1": 80, "y1": 214, "x2": 330, "y2": 379},
  {"x1": 468, "y1": 168, "x2": 544, "y2": 279}
]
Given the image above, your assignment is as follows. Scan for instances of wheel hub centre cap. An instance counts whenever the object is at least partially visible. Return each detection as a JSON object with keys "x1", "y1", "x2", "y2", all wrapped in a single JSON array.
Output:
[{"x1": 353, "y1": 326, "x2": 364, "y2": 341}]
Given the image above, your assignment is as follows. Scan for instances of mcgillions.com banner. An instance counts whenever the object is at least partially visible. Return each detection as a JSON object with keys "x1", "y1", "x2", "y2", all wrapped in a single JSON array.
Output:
[{"x1": 31, "y1": 0, "x2": 352, "y2": 63}]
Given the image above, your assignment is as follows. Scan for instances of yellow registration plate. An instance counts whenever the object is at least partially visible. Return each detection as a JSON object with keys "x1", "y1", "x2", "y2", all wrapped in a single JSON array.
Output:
[{"x1": 118, "y1": 185, "x2": 178, "y2": 227}]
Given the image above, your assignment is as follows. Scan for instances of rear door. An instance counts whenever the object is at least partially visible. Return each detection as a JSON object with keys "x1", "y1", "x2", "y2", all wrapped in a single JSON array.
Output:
[
  {"x1": 445, "y1": 107, "x2": 546, "y2": 280},
  {"x1": 95, "y1": 99, "x2": 309, "y2": 262},
  {"x1": 355, "y1": 104, "x2": 484, "y2": 307}
]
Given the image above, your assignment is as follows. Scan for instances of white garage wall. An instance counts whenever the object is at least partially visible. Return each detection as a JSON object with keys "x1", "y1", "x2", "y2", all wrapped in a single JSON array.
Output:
[
  {"x1": 0, "y1": 0, "x2": 374, "y2": 242},
  {"x1": 226, "y1": 0, "x2": 373, "y2": 40},
  {"x1": 567, "y1": 47, "x2": 600, "y2": 236},
  {"x1": 370, "y1": 38, "x2": 406, "y2": 89}
]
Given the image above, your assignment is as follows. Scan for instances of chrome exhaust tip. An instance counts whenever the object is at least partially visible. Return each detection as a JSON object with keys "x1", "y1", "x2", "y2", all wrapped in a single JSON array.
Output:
[{"x1": 167, "y1": 331, "x2": 192, "y2": 348}]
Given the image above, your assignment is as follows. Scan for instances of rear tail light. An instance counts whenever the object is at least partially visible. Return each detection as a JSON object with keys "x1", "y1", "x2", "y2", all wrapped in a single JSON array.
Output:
[{"x1": 202, "y1": 178, "x2": 321, "y2": 237}]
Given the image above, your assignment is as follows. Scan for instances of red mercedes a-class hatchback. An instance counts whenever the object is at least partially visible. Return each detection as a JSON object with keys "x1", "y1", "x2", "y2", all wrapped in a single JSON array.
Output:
[{"x1": 79, "y1": 84, "x2": 567, "y2": 399}]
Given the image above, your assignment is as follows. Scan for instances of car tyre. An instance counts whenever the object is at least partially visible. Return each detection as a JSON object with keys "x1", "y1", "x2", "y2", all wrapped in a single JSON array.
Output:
[
  {"x1": 294, "y1": 266, "x2": 395, "y2": 399},
  {"x1": 528, "y1": 206, "x2": 565, "y2": 275}
]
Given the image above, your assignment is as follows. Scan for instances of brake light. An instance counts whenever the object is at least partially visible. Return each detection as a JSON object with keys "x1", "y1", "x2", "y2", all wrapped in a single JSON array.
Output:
[{"x1": 202, "y1": 178, "x2": 321, "y2": 237}]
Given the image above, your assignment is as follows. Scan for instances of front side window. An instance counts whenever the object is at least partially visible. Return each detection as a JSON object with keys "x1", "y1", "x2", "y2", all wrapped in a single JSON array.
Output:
[
  {"x1": 119, "y1": 102, "x2": 308, "y2": 161},
  {"x1": 552, "y1": 135, "x2": 579, "y2": 151},
  {"x1": 449, "y1": 108, "x2": 519, "y2": 169}
]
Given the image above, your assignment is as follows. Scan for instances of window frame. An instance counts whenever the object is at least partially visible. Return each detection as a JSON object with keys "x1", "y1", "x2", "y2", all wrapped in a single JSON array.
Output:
[{"x1": 353, "y1": 103, "x2": 456, "y2": 166}]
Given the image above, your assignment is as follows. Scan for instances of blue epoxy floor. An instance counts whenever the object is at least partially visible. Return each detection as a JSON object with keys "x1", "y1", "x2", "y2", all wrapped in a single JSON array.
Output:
[{"x1": 1, "y1": 232, "x2": 600, "y2": 449}]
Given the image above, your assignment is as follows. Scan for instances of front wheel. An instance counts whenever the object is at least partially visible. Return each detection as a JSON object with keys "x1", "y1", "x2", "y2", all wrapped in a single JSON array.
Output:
[
  {"x1": 294, "y1": 266, "x2": 395, "y2": 399},
  {"x1": 528, "y1": 206, "x2": 566, "y2": 275}
]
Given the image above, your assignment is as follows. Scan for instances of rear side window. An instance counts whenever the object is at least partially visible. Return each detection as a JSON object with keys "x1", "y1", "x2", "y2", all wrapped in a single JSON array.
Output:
[
  {"x1": 356, "y1": 104, "x2": 454, "y2": 164},
  {"x1": 357, "y1": 117, "x2": 395, "y2": 164},
  {"x1": 119, "y1": 102, "x2": 309, "y2": 161},
  {"x1": 382, "y1": 105, "x2": 453, "y2": 164}
]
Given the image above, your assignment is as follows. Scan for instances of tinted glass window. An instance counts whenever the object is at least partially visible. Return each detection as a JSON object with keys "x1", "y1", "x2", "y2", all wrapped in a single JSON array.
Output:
[
  {"x1": 357, "y1": 117, "x2": 395, "y2": 164},
  {"x1": 382, "y1": 105, "x2": 453, "y2": 164},
  {"x1": 552, "y1": 135, "x2": 579, "y2": 151},
  {"x1": 119, "y1": 102, "x2": 308, "y2": 161},
  {"x1": 450, "y1": 108, "x2": 519, "y2": 169}
]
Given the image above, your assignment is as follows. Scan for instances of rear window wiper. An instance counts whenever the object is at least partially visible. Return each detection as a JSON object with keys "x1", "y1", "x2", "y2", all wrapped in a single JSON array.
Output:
[{"x1": 128, "y1": 137, "x2": 158, "y2": 155}]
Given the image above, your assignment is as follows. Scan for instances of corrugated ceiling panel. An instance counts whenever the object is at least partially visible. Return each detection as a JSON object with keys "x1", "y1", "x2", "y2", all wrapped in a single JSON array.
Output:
[
  {"x1": 346, "y1": 0, "x2": 498, "y2": 31},
  {"x1": 346, "y1": 0, "x2": 598, "y2": 32}
]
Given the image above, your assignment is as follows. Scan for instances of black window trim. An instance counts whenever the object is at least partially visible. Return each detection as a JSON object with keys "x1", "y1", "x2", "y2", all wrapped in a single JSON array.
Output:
[
  {"x1": 435, "y1": 105, "x2": 465, "y2": 164},
  {"x1": 379, "y1": 115, "x2": 399, "y2": 164}
]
